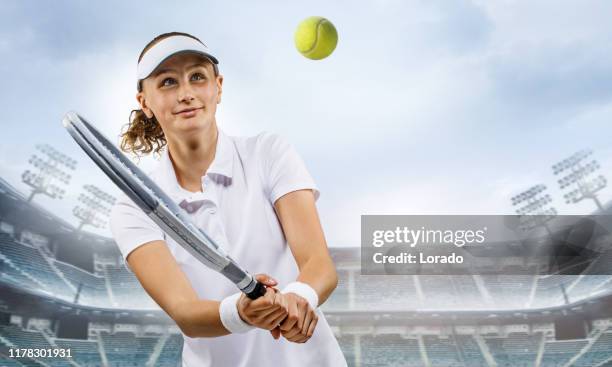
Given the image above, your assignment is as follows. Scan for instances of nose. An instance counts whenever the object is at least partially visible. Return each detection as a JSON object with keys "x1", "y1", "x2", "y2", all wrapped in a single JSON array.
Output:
[{"x1": 177, "y1": 81, "x2": 195, "y2": 103}]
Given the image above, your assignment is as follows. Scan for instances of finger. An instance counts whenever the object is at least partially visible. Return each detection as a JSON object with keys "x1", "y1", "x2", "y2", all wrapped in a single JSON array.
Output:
[
  {"x1": 248, "y1": 289, "x2": 274, "y2": 310},
  {"x1": 255, "y1": 273, "x2": 278, "y2": 287},
  {"x1": 263, "y1": 307, "x2": 287, "y2": 323},
  {"x1": 273, "y1": 292, "x2": 287, "y2": 311},
  {"x1": 249, "y1": 288, "x2": 278, "y2": 311},
  {"x1": 279, "y1": 316, "x2": 296, "y2": 331},
  {"x1": 289, "y1": 330, "x2": 309, "y2": 343},
  {"x1": 270, "y1": 326, "x2": 281, "y2": 340},
  {"x1": 306, "y1": 315, "x2": 318, "y2": 338},
  {"x1": 301, "y1": 309, "x2": 314, "y2": 336},
  {"x1": 269, "y1": 311, "x2": 288, "y2": 328},
  {"x1": 282, "y1": 326, "x2": 302, "y2": 339},
  {"x1": 278, "y1": 314, "x2": 288, "y2": 328},
  {"x1": 280, "y1": 299, "x2": 299, "y2": 331},
  {"x1": 263, "y1": 309, "x2": 287, "y2": 329},
  {"x1": 297, "y1": 299, "x2": 309, "y2": 330},
  {"x1": 256, "y1": 304, "x2": 285, "y2": 321},
  {"x1": 274, "y1": 293, "x2": 289, "y2": 325},
  {"x1": 293, "y1": 335, "x2": 309, "y2": 343},
  {"x1": 287, "y1": 335, "x2": 305, "y2": 343},
  {"x1": 264, "y1": 287, "x2": 276, "y2": 305}
]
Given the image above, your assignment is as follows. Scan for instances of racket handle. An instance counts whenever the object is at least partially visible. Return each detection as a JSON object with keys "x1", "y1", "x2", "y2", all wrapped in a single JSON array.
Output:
[{"x1": 245, "y1": 281, "x2": 267, "y2": 300}]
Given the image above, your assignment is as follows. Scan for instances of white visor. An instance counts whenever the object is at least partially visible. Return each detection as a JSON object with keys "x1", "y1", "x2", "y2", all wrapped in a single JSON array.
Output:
[{"x1": 136, "y1": 35, "x2": 219, "y2": 90}]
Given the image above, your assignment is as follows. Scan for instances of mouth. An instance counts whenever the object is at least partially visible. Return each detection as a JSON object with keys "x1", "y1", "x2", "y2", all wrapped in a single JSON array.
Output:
[{"x1": 175, "y1": 107, "x2": 203, "y2": 117}]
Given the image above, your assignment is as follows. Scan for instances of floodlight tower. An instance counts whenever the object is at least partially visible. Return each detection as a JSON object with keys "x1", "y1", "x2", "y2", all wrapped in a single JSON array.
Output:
[
  {"x1": 511, "y1": 184, "x2": 557, "y2": 233},
  {"x1": 553, "y1": 150, "x2": 607, "y2": 211},
  {"x1": 73, "y1": 184, "x2": 116, "y2": 231},
  {"x1": 22, "y1": 144, "x2": 77, "y2": 202}
]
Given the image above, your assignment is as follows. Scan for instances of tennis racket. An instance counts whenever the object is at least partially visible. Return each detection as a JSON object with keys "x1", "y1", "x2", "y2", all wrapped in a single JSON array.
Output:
[{"x1": 62, "y1": 111, "x2": 266, "y2": 300}]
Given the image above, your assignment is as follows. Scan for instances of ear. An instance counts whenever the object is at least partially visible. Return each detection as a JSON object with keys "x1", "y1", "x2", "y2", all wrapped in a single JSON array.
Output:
[
  {"x1": 216, "y1": 75, "x2": 224, "y2": 104},
  {"x1": 136, "y1": 91, "x2": 154, "y2": 119}
]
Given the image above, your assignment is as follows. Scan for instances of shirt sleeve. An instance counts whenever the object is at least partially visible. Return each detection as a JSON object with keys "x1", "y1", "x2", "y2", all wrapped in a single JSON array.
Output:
[
  {"x1": 109, "y1": 192, "x2": 165, "y2": 273},
  {"x1": 258, "y1": 132, "x2": 320, "y2": 205}
]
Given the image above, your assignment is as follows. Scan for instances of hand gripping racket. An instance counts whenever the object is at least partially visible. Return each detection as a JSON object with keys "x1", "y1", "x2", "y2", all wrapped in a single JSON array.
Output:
[{"x1": 62, "y1": 111, "x2": 266, "y2": 300}]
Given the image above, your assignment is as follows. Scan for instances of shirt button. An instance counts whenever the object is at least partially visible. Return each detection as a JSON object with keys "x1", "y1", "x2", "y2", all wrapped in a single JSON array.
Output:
[{"x1": 209, "y1": 208, "x2": 217, "y2": 214}]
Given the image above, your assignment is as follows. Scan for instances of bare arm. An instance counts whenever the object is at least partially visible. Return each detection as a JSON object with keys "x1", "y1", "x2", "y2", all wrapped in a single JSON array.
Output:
[
  {"x1": 273, "y1": 189, "x2": 338, "y2": 305},
  {"x1": 126, "y1": 240, "x2": 229, "y2": 338},
  {"x1": 127, "y1": 240, "x2": 286, "y2": 338}
]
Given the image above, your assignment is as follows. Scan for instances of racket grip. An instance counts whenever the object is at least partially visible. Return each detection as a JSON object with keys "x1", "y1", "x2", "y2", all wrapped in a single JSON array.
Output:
[{"x1": 245, "y1": 281, "x2": 267, "y2": 300}]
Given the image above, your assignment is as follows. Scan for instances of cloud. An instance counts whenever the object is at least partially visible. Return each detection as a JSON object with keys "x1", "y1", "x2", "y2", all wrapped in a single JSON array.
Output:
[{"x1": 1, "y1": 0, "x2": 612, "y2": 246}]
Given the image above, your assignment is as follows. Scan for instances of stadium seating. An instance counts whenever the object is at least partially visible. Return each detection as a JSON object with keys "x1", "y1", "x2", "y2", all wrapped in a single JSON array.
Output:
[
  {"x1": 54, "y1": 261, "x2": 109, "y2": 307},
  {"x1": 0, "y1": 323, "x2": 185, "y2": 367},
  {"x1": 449, "y1": 276, "x2": 485, "y2": 309},
  {"x1": 453, "y1": 335, "x2": 488, "y2": 367},
  {"x1": 104, "y1": 264, "x2": 158, "y2": 309},
  {"x1": 531, "y1": 274, "x2": 577, "y2": 309},
  {"x1": 489, "y1": 332, "x2": 539, "y2": 367},
  {"x1": 0, "y1": 252, "x2": 43, "y2": 291},
  {"x1": 0, "y1": 237, "x2": 74, "y2": 301},
  {"x1": 572, "y1": 328, "x2": 612, "y2": 367},
  {"x1": 566, "y1": 275, "x2": 607, "y2": 300},
  {"x1": 360, "y1": 335, "x2": 424, "y2": 367},
  {"x1": 54, "y1": 338, "x2": 103, "y2": 367},
  {"x1": 337, "y1": 335, "x2": 355, "y2": 367},
  {"x1": 0, "y1": 234, "x2": 162, "y2": 310},
  {"x1": 156, "y1": 333, "x2": 183, "y2": 367},
  {"x1": 3, "y1": 222, "x2": 612, "y2": 313},
  {"x1": 2, "y1": 182, "x2": 612, "y2": 366},
  {"x1": 1, "y1": 302, "x2": 612, "y2": 366},
  {"x1": 540, "y1": 338, "x2": 589, "y2": 367},
  {"x1": 419, "y1": 275, "x2": 461, "y2": 309},
  {"x1": 0, "y1": 324, "x2": 73, "y2": 366},
  {"x1": 422, "y1": 335, "x2": 464, "y2": 366},
  {"x1": 100, "y1": 331, "x2": 158, "y2": 367},
  {"x1": 352, "y1": 275, "x2": 421, "y2": 310},
  {"x1": 322, "y1": 269, "x2": 350, "y2": 310},
  {"x1": 481, "y1": 275, "x2": 533, "y2": 309}
]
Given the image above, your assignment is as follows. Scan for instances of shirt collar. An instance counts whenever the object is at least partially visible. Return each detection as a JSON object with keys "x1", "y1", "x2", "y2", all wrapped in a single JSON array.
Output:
[{"x1": 155, "y1": 128, "x2": 234, "y2": 201}]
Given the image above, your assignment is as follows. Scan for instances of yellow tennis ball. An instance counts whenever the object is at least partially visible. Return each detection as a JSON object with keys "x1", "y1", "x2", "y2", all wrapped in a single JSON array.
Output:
[{"x1": 294, "y1": 16, "x2": 338, "y2": 60}]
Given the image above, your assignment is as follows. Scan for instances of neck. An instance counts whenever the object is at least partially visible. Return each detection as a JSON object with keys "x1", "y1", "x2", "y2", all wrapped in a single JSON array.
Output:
[{"x1": 166, "y1": 123, "x2": 218, "y2": 192}]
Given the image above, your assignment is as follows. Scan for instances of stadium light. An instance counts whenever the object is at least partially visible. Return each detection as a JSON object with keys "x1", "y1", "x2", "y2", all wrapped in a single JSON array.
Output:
[
  {"x1": 511, "y1": 184, "x2": 557, "y2": 233},
  {"x1": 552, "y1": 149, "x2": 607, "y2": 211},
  {"x1": 22, "y1": 144, "x2": 77, "y2": 202},
  {"x1": 73, "y1": 184, "x2": 116, "y2": 232}
]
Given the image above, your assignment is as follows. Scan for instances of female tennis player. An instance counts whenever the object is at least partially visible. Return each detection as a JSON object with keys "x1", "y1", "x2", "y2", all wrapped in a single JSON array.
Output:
[{"x1": 108, "y1": 32, "x2": 347, "y2": 366}]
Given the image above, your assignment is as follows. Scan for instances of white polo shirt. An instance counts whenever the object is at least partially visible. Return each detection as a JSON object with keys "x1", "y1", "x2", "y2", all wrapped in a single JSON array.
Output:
[{"x1": 109, "y1": 129, "x2": 347, "y2": 367}]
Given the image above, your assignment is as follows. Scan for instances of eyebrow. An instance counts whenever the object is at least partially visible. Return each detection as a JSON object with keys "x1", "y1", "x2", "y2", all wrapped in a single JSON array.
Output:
[{"x1": 152, "y1": 62, "x2": 210, "y2": 78}]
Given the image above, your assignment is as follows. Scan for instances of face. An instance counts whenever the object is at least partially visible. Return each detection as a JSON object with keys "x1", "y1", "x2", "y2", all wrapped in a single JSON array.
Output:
[{"x1": 136, "y1": 52, "x2": 223, "y2": 139}]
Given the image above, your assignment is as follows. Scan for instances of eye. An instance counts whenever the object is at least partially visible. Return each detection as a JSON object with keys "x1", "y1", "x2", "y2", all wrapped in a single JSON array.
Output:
[
  {"x1": 160, "y1": 77, "x2": 176, "y2": 87},
  {"x1": 191, "y1": 72, "x2": 206, "y2": 81}
]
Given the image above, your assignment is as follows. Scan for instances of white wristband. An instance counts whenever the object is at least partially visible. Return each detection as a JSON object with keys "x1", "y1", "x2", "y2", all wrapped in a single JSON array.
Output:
[
  {"x1": 219, "y1": 292, "x2": 255, "y2": 334},
  {"x1": 282, "y1": 282, "x2": 319, "y2": 309}
]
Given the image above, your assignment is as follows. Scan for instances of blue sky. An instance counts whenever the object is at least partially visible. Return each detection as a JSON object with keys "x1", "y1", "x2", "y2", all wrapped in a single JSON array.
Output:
[{"x1": 1, "y1": 0, "x2": 611, "y2": 246}]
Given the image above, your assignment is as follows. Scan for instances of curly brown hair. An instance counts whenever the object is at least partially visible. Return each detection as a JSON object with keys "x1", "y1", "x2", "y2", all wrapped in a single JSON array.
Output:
[{"x1": 119, "y1": 32, "x2": 219, "y2": 157}]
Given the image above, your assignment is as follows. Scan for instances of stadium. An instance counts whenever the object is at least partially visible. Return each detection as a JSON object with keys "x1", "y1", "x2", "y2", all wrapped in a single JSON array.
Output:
[{"x1": 2, "y1": 164, "x2": 612, "y2": 367}]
